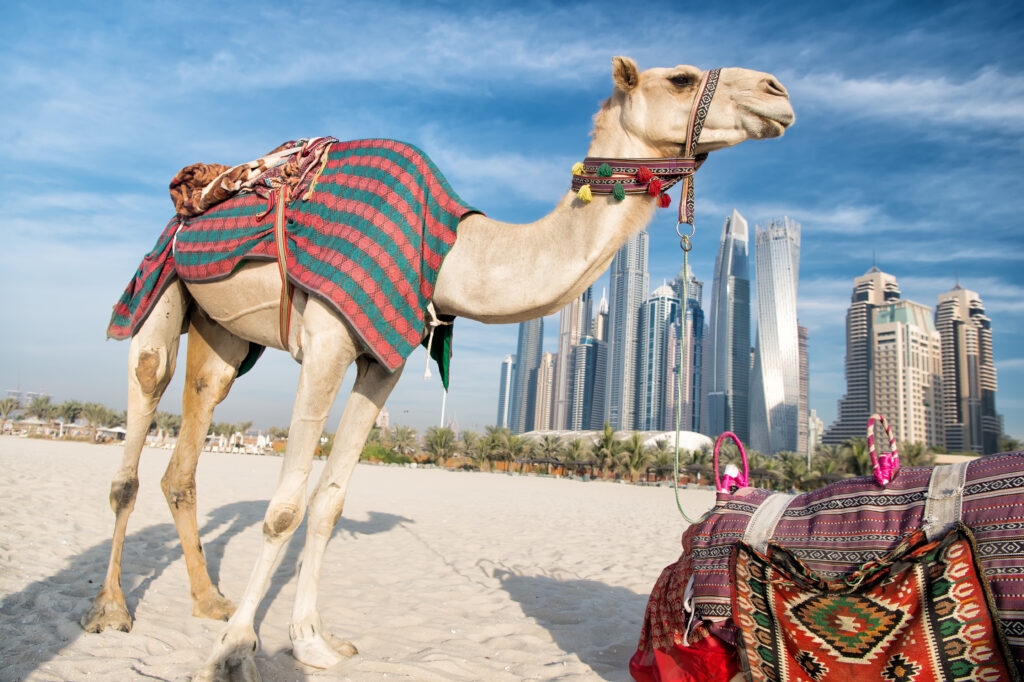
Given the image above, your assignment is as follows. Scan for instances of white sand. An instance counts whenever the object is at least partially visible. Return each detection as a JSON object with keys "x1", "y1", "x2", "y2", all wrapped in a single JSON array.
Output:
[{"x1": 0, "y1": 437, "x2": 715, "y2": 681}]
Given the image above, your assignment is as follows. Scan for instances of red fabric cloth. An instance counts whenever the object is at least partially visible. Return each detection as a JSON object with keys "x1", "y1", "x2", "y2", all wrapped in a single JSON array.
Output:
[{"x1": 630, "y1": 525, "x2": 741, "y2": 682}]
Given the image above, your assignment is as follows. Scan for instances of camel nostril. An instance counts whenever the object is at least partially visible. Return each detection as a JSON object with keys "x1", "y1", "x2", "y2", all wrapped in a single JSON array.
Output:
[{"x1": 763, "y1": 77, "x2": 788, "y2": 98}]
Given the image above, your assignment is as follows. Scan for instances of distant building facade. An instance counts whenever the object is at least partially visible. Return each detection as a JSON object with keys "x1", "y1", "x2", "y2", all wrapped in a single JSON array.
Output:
[
  {"x1": 510, "y1": 317, "x2": 543, "y2": 434},
  {"x1": 637, "y1": 285, "x2": 679, "y2": 431},
  {"x1": 936, "y1": 285, "x2": 1002, "y2": 454},
  {"x1": 749, "y1": 217, "x2": 801, "y2": 454},
  {"x1": 703, "y1": 210, "x2": 751, "y2": 442},
  {"x1": 552, "y1": 287, "x2": 593, "y2": 430},
  {"x1": 606, "y1": 231, "x2": 649, "y2": 430},
  {"x1": 496, "y1": 354, "x2": 516, "y2": 429},
  {"x1": 533, "y1": 352, "x2": 556, "y2": 431}
]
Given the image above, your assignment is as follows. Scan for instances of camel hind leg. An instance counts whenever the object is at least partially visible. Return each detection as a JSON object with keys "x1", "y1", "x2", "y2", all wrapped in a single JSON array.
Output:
[
  {"x1": 161, "y1": 311, "x2": 250, "y2": 621},
  {"x1": 82, "y1": 280, "x2": 188, "y2": 633}
]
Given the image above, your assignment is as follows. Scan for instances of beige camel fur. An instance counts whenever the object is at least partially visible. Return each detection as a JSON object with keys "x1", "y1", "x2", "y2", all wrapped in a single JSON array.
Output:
[{"x1": 81, "y1": 57, "x2": 793, "y2": 680}]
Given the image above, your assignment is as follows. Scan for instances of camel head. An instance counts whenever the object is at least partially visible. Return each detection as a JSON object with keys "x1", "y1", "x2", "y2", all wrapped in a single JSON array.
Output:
[{"x1": 591, "y1": 56, "x2": 794, "y2": 158}]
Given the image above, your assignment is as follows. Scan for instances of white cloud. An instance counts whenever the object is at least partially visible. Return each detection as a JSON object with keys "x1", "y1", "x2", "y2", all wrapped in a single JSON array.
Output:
[{"x1": 786, "y1": 67, "x2": 1024, "y2": 133}]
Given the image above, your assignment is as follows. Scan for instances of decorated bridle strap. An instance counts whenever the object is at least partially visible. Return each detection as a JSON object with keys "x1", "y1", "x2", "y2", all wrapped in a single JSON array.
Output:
[{"x1": 570, "y1": 68, "x2": 721, "y2": 226}]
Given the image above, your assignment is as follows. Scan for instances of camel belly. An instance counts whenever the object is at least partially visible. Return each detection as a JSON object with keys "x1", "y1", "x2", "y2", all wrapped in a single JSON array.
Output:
[{"x1": 184, "y1": 261, "x2": 307, "y2": 355}]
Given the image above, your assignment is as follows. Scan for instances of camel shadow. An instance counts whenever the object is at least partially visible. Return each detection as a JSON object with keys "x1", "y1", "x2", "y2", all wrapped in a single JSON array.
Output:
[
  {"x1": 493, "y1": 570, "x2": 648, "y2": 682},
  {"x1": 0, "y1": 500, "x2": 412, "y2": 681}
]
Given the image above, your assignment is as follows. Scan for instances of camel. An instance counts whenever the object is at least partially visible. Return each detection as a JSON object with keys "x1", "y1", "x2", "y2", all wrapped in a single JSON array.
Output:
[{"x1": 81, "y1": 57, "x2": 793, "y2": 680}]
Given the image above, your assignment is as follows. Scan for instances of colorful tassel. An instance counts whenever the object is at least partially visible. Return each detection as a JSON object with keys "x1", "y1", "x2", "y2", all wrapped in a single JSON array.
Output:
[
  {"x1": 613, "y1": 182, "x2": 625, "y2": 201},
  {"x1": 577, "y1": 184, "x2": 593, "y2": 203},
  {"x1": 598, "y1": 163, "x2": 613, "y2": 177},
  {"x1": 647, "y1": 178, "x2": 663, "y2": 197},
  {"x1": 636, "y1": 166, "x2": 653, "y2": 183},
  {"x1": 658, "y1": 193, "x2": 671, "y2": 208},
  {"x1": 571, "y1": 161, "x2": 585, "y2": 175}
]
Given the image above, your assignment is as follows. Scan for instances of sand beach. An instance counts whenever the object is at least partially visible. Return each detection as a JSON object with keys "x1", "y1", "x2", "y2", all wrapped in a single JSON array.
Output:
[{"x1": 0, "y1": 437, "x2": 714, "y2": 681}]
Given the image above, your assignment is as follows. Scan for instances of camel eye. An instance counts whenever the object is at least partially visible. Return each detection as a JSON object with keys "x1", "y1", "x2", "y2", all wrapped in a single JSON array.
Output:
[{"x1": 669, "y1": 75, "x2": 693, "y2": 88}]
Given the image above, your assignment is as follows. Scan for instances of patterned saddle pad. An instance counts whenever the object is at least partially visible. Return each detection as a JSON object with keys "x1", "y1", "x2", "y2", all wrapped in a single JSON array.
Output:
[
  {"x1": 632, "y1": 452, "x2": 1024, "y2": 678},
  {"x1": 108, "y1": 139, "x2": 478, "y2": 384},
  {"x1": 733, "y1": 524, "x2": 1018, "y2": 681}
]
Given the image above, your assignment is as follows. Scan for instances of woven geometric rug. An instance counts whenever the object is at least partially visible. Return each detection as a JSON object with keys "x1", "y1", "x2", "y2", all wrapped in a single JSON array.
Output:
[
  {"x1": 732, "y1": 524, "x2": 1019, "y2": 682},
  {"x1": 108, "y1": 139, "x2": 477, "y2": 386}
]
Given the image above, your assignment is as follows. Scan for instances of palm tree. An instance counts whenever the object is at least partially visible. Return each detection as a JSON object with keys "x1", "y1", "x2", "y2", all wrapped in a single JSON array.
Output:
[
  {"x1": 506, "y1": 435, "x2": 532, "y2": 473},
  {"x1": 1000, "y1": 435, "x2": 1022, "y2": 453},
  {"x1": 57, "y1": 400, "x2": 83, "y2": 436},
  {"x1": 900, "y1": 441, "x2": 935, "y2": 466},
  {"x1": 619, "y1": 432, "x2": 652, "y2": 482},
  {"x1": 391, "y1": 425, "x2": 418, "y2": 457},
  {"x1": 562, "y1": 437, "x2": 590, "y2": 476},
  {"x1": 592, "y1": 422, "x2": 622, "y2": 479},
  {"x1": 778, "y1": 451, "x2": 819, "y2": 492},
  {"x1": 485, "y1": 425, "x2": 513, "y2": 470},
  {"x1": 155, "y1": 411, "x2": 182, "y2": 443},
  {"x1": 843, "y1": 437, "x2": 872, "y2": 477},
  {"x1": 81, "y1": 402, "x2": 110, "y2": 441},
  {"x1": 25, "y1": 395, "x2": 56, "y2": 433},
  {"x1": 535, "y1": 434, "x2": 564, "y2": 474},
  {"x1": 0, "y1": 397, "x2": 20, "y2": 434},
  {"x1": 423, "y1": 426, "x2": 458, "y2": 464}
]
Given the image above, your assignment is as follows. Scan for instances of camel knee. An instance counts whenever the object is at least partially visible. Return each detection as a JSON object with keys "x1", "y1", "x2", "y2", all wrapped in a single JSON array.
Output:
[
  {"x1": 160, "y1": 472, "x2": 196, "y2": 511},
  {"x1": 263, "y1": 501, "x2": 304, "y2": 539},
  {"x1": 134, "y1": 347, "x2": 172, "y2": 397},
  {"x1": 109, "y1": 476, "x2": 139, "y2": 514}
]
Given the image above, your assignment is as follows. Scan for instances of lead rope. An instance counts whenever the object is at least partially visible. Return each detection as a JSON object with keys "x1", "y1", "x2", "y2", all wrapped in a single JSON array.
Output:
[{"x1": 673, "y1": 229, "x2": 701, "y2": 524}]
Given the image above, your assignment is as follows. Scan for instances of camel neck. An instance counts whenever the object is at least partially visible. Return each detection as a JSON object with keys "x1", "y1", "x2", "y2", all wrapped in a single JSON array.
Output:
[{"x1": 431, "y1": 190, "x2": 656, "y2": 323}]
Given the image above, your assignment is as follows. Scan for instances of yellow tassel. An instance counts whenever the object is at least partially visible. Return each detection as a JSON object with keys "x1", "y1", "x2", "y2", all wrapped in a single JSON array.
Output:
[
  {"x1": 571, "y1": 161, "x2": 585, "y2": 175},
  {"x1": 577, "y1": 184, "x2": 593, "y2": 203}
]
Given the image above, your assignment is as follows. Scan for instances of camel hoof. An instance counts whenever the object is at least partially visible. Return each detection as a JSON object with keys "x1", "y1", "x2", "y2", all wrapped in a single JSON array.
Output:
[
  {"x1": 81, "y1": 593, "x2": 132, "y2": 633},
  {"x1": 193, "y1": 591, "x2": 236, "y2": 621},
  {"x1": 193, "y1": 627, "x2": 261, "y2": 682},
  {"x1": 291, "y1": 630, "x2": 357, "y2": 669}
]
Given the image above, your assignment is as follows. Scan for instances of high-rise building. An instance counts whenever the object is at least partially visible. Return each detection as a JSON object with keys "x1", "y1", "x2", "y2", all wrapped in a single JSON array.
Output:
[
  {"x1": 592, "y1": 290, "x2": 609, "y2": 341},
  {"x1": 637, "y1": 285, "x2": 680, "y2": 431},
  {"x1": 872, "y1": 300, "x2": 943, "y2": 447},
  {"x1": 606, "y1": 230, "x2": 649, "y2": 430},
  {"x1": 496, "y1": 354, "x2": 516, "y2": 428},
  {"x1": 936, "y1": 286, "x2": 1002, "y2": 454},
  {"x1": 552, "y1": 287, "x2": 593, "y2": 430},
  {"x1": 665, "y1": 271, "x2": 705, "y2": 432},
  {"x1": 568, "y1": 335, "x2": 608, "y2": 431},
  {"x1": 533, "y1": 352, "x2": 556, "y2": 431},
  {"x1": 798, "y1": 325, "x2": 809, "y2": 456},
  {"x1": 823, "y1": 267, "x2": 901, "y2": 444},
  {"x1": 703, "y1": 210, "x2": 751, "y2": 441},
  {"x1": 808, "y1": 409, "x2": 824, "y2": 455},
  {"x1": 749, "y1": 217, "x2": 801, "y2": 455},
  {"x1": 510, "y1": 317, "x2": 543, "y2": 434}
]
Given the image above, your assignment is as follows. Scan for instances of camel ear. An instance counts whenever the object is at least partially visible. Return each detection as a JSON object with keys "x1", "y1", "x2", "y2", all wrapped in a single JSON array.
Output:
[{"x1": 612, "y1": 56, "x2": 640, "y2": 93}]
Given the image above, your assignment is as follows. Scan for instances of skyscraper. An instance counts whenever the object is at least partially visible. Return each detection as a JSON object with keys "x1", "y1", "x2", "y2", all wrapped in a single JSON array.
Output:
[
  {"x1": 872, "y1": 300, "x2": 943, "y2": 446},
  {"x1": 749, "y1": 217, "x2": 801, "y2": 454},
  {"x1": 533, "y1": 352, "x2": 556, "y2": 431},
  {"x1": 798, "y1": 325, "x2": 809, "y2": 456},
  {"x1": 823, "y1": 267, "x2": 901, "y2": 444},
  {"x1": 637, "y1": 285, "x2": 679, "y2": 431},
  {"x1": 568, "y1": 335, "x2": 608, "y2": 431},
  {"x1": 606, "y1": 230, "x2": 649, "y2": 430},
  {"x1": 666, "y1": 271, "x2": 705, "y2": 432},
  {"x1": 936, "y1": 285, "x2": 1002, "y2": 454},
  {"x1": 703, "y1": 210, "x2": 751, "y2": 442},
  {"x1": 510, "y1": 317, "x2": 543, "y2": 434},
  {"x1": 496, "y1": 354, "x2": 516, "y2": 429},
  {"x1": 552, "y1": 287, "x2": 593, "y2": 430}
]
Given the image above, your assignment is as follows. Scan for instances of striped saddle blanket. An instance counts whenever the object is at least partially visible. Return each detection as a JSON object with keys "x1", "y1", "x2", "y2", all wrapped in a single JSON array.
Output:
[
  {"x1": 108, "y1": 139, "x2": 477, "y2": 384},
  {"x1": 632, "y1": 451, "x2": 1024, "y2": 678}
]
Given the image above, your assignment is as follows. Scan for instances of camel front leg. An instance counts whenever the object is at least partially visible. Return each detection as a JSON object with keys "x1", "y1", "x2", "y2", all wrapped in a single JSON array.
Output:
[
  {"x1": 83, "y1": 280, "x2": 186, "y2": 633},
  {"x1": 193, "y1": 301, "x2": 357, "y2": 682},
  {"x1": 290, "y1": 356, "x2": 404, "y2": 669},
  {"x1": 161, "y1": 313, "x2": 249, "y2": 621}
]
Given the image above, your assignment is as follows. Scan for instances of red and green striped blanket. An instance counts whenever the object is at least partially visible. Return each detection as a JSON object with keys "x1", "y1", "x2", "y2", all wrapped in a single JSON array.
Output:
[{"x1": 108, "y1": 139, "x2": 477, "y2": 385}]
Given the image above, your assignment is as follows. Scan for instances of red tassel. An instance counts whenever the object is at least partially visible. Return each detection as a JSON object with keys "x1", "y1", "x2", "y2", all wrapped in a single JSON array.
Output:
[
  {"x1": 658, "y1": 193, "x2": 671, "y2": 208},
  {"x1": 636, "y1": 166, "x2": 653, "y2": 183},
  {"x1": 647, "y1": 178, "x2": 662, "y2": 197}
]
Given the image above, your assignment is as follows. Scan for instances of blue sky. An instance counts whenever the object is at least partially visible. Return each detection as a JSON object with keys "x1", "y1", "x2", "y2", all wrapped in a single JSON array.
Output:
[{"x1": 2, "y1": 1, "x2": 1022, "y2": 440}]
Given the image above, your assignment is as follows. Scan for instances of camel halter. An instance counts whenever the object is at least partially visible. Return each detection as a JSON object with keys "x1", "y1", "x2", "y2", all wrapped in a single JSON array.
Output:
[{"x1": 570, "y1": 68, "x2": 721, "y2": 227}]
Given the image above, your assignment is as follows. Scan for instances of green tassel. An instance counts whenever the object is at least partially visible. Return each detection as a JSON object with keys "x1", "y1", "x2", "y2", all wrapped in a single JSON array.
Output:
[
  {"x1": 598, "y1": 163, "x2": 613, "y2": 177},
  {"x1": 613, "y1": 182, "x2": 625, "y2": 201}
]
